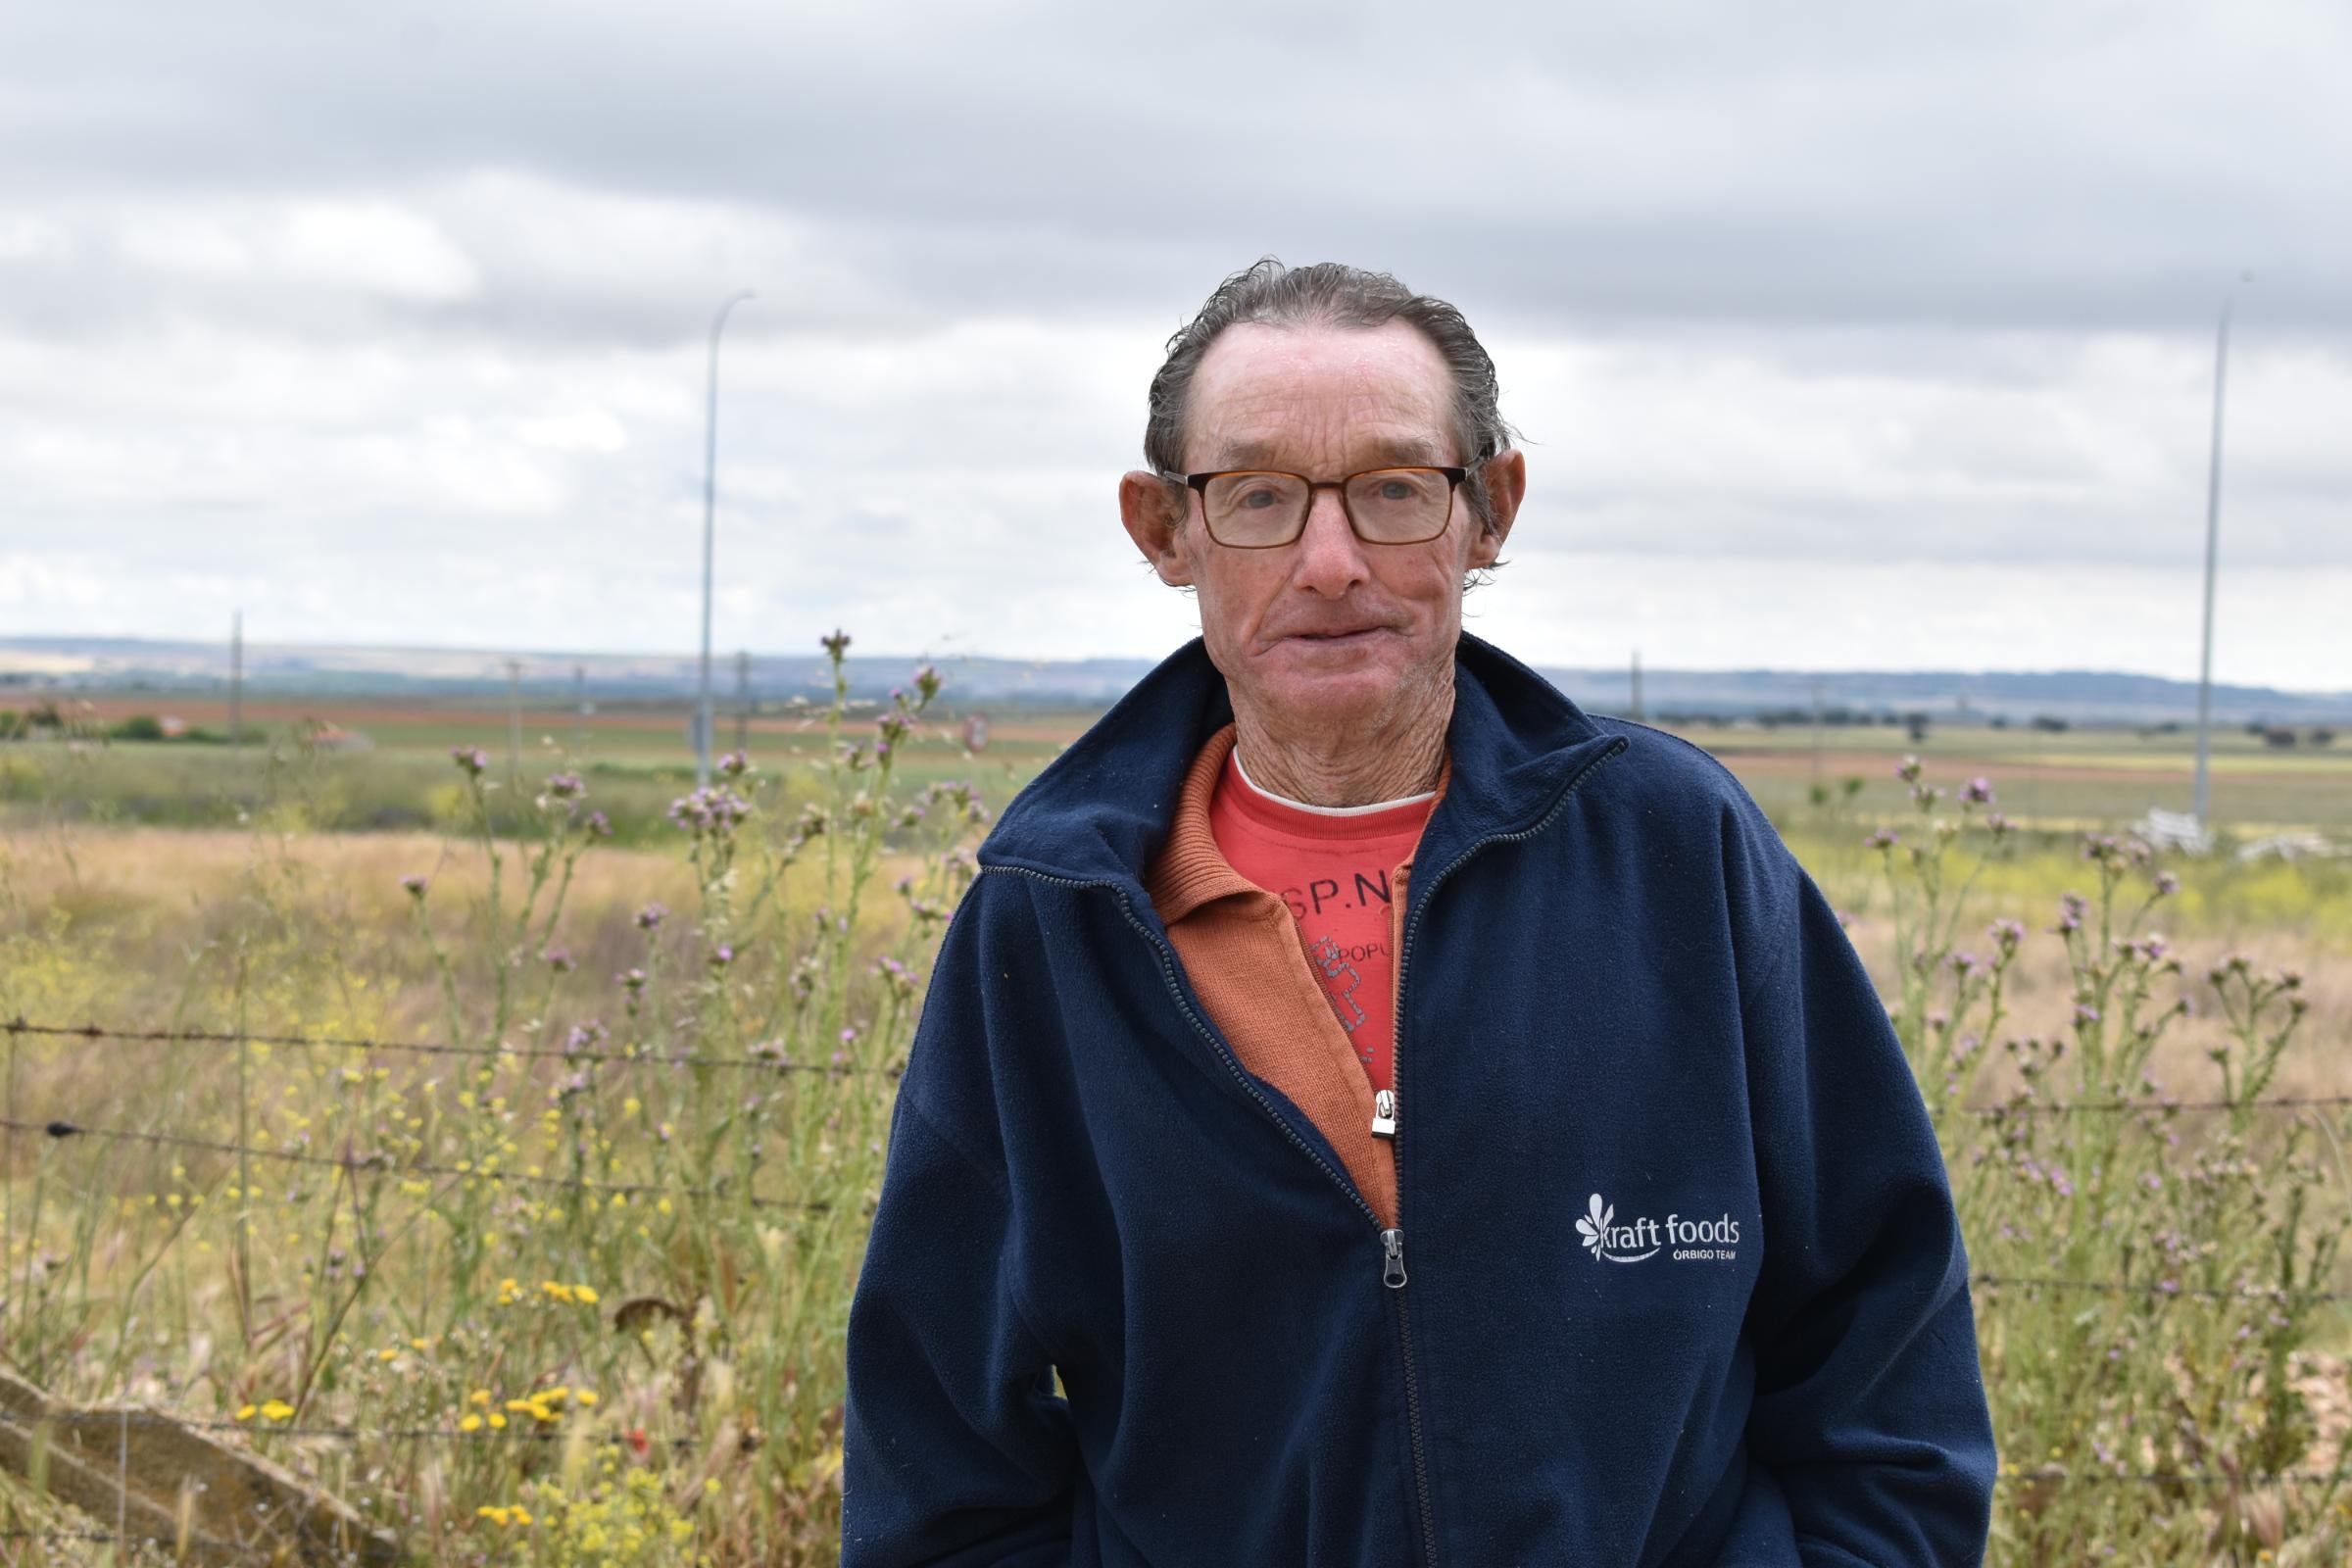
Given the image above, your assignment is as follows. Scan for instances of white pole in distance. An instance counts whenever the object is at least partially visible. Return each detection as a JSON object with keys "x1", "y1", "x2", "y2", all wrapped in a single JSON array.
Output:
[{"x1": 698, "y1": 290, "x2": 755, "y2": 787}]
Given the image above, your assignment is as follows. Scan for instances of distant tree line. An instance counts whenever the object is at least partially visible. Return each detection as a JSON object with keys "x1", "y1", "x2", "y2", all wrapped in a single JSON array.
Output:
[{"x1": 0, "y1": 705, "x2": 227, "y2": 744}]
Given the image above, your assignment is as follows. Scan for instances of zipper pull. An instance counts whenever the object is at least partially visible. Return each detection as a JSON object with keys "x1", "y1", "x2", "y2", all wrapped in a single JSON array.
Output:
[
  {"x1": 1370, "y1": 1089, "x2": 1397, "y2": 1140},
  {"x1": 1381, "y1": 1227, "x2": 1407, "y2": 1289}
]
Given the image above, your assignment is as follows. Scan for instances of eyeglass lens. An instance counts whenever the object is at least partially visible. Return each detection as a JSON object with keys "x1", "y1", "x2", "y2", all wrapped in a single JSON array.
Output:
[{"x1": 1200, "y1": 469, "x2": 1453, "y2": 546}]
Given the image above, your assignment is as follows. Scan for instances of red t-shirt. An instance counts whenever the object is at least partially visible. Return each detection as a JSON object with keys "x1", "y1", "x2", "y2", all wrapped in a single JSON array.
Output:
[{"x1": 1206, "y1": 747, "x2": 1440, "y2": 1095}]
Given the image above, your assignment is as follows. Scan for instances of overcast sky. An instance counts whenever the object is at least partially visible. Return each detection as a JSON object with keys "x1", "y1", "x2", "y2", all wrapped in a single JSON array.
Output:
[{"x1": 4, "y1": 0, "x2": 2347, "y2": 687}]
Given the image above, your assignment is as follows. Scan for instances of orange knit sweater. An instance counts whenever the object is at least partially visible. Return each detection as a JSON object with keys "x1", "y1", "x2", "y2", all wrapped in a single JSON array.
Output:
[{"x1": 1144, "y1": 722, "x2": 1450, "y2": 1229}]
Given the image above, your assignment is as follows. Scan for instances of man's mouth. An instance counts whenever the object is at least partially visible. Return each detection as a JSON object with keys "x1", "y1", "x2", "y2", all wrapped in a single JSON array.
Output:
[{"x1": 1289, "y1": 627, "x2": 1385, "y2": 643}]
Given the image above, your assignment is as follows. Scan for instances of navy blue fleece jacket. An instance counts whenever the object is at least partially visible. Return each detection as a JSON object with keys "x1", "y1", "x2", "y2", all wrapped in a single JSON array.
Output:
[{"x1": 842, "y1": 632, "x2": 1994, "y2": 1566}]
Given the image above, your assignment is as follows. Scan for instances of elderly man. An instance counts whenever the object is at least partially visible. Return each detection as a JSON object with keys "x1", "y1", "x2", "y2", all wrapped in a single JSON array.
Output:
[{"x1": 842, "y1": 260, "x2": 1994, "y2": 1566}]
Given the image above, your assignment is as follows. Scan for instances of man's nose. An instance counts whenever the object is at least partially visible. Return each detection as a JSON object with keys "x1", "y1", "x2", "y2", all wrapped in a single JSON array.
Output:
[{"x1": 1290, "y1": 485, "x2": 1370, "y2": 596}]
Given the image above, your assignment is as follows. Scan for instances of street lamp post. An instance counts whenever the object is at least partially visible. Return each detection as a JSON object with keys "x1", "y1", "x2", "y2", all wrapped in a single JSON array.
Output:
[
  {"x1": 697, "y1": 290, "x2": 755, "y2": 788},
  {"x1": 2190, "y1": 276, "x2": 2249, "y2": 837}
]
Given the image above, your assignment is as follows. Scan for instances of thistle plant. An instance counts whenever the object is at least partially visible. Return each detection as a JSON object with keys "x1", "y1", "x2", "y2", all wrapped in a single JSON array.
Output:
[
  {"x1": 1868, "y1": 762, "x2": 2348, "y2": 1562},
  {"x1": 0, "y1": 632, "x2": 986, "y2": 1565}
]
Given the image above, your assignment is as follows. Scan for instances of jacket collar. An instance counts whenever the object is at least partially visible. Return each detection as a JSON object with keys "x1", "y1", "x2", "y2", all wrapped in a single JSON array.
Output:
[{"x1": 977, "y1": 630, "x2": 1619, "y2": 908}]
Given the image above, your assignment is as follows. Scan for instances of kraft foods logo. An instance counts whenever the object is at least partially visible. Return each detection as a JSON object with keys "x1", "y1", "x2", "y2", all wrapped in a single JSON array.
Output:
[{"x1": 1576, "y1": 1194, "x2": 1740, "y2": 1264}]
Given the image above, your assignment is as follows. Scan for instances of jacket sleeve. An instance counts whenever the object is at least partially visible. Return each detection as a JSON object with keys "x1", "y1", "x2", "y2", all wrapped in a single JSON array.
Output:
[
  {"x1": 1734, "y1": 862, "x2": 1996, "y2": 1567},
  {"x1": 841, "y1": 881, "x2": 1080, "y2": 1567}
]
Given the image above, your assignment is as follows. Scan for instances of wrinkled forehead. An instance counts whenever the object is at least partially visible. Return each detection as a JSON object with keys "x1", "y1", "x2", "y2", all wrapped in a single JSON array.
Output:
[{"x1": 1184, "y1": 319, "x2": 1456, "y2": 472}]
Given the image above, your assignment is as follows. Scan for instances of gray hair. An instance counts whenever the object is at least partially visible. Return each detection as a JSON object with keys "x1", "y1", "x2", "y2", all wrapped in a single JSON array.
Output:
[{"x1": 1143, "y1": 257, "x2": 1518, "y2": 556}]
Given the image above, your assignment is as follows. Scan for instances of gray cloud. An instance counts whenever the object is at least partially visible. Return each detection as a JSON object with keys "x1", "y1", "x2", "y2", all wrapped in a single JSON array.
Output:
[
  {"x1": 2, "y1": 0, "x2": 2347, "y2": 686},
  {"x1": 4, "y1": 0, "x2": 2348, "y2": 336}
]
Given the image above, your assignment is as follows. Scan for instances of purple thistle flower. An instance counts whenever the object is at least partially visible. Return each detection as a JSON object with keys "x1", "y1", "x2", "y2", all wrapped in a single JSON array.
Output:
[
  {"x1": 450, "y1": 745, "x2": 489, "y2": 777},
  {"x1": 583, "y1": 809, "x2": 612, "y2": 840},
  {"x1": 709, "y1": 943, "x2": 735, "y2": 967},
  {"x1": 636, "y1": 902, "x2": 667, "y2": 931},
  {"x1": 545, "y1": 772, "x2": 585, "y2": 799},
  {"x1": 2154, "y1": 869, "x2": 2180, "y2": 897},
  {"x1": 400, "y1": 873, "x2": 429, "y2": 898},
  {"x1": 667, "y1": 786, "x2": 752, "y2": 835},
  {"x1": 543, "y1": 946, "x2": 576, "y2": 972},
  {"x1": 1962, "y1": 776, "x2": 1994, "y2": 805}
]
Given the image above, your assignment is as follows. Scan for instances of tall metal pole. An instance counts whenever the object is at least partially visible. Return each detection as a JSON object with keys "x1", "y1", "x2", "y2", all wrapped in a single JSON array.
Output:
[
  {"x1": 2190, "y1": 296, "x2": 2234, "y2": 834},
  {"x1": 228, "y1": 610, "x2": 243, "y2": 749},
  {"x1": 734, "y1": 649, "x2": 751, "y2": 758},
  {"x1": 697, "y1": 290, "x2": 755, "y2": 787},
  {"x1": 506, "y1": 659, "x2": 523, "y2": 794},
  {"x1": 1810, "y1": 680, "x2": 1824, "y2": 791}
]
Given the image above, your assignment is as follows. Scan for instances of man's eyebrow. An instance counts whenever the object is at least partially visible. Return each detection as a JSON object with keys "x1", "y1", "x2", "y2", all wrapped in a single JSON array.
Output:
[{"x1": 1207, "y1": 435, "x2": 1449, "y2": 470}]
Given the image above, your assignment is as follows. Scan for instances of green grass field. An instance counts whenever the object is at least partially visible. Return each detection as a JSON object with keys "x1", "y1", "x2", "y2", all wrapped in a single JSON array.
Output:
[{"x1": 10, "y1": 684, "x2": 2348, "y2": 845}]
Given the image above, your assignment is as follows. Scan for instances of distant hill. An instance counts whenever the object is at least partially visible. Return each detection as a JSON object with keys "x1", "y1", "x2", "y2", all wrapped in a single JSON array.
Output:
[{"x1": 2, "y1": 635, "x2": 2345, "y2": 726}]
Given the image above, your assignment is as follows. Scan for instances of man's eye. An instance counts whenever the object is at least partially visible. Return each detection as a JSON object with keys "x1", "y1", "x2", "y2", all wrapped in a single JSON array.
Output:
[
  {"x1": 1377, "y1": 480, "x2": 1415, "y2": 502},
  {"x1": 1236, "y1": 488, "x2": 1282, "y2": 510}
]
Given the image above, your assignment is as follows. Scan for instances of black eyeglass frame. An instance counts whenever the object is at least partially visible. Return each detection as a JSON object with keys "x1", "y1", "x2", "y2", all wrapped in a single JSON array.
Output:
[{"x1": 1162, "y1": 465, "x2": 1476, "y2": 549}]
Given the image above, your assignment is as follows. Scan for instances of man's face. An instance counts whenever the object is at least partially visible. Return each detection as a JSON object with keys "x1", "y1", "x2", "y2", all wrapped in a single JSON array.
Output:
[{"x1": 1120, "y1": 319, "x2": 1519, "y2": 741}]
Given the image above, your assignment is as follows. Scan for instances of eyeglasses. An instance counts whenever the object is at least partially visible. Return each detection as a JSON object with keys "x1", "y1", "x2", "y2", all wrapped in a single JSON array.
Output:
[{"x1": 1166, "y1": 465, "x2": 1473, "y2": 548}]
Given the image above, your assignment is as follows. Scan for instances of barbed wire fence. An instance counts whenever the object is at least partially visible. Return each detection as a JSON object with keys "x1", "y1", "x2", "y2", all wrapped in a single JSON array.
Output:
[
  {"x1": 4, "y1": 1014, "x2": 2352, "y2": 1557},
  {"x1": 0, "y1": 1013, "x2": 881, "y2": 1562}
]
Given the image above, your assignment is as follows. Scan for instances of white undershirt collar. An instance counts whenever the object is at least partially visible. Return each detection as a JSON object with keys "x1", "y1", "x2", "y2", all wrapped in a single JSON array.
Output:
[{"x1": 1231, "y1": 743, "x2": 1440, "y2": 817}]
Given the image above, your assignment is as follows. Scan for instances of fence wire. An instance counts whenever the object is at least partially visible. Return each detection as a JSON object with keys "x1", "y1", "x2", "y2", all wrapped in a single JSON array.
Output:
[
  {"x1": 1966, "y1": 1093, "x2": 2352, "y2": 1115},
  {"x1": 6, "y1": 1015, "x2": 2335, "y2": 1107},
  {"x1": 2, "y1": 1017, "x2": 897, "y2": 1077},
  {"x1": 1972, "y1": 1272, "x2": 2352, "y2": 1304},
  {"x1": 1, "y1": 1113, "x2": 830, "y2": 1213},
  {"x1": 0, "y1": 1405, "x2": 704, "y2": 1447},
  {"x1": 7, "y1": 1016, "x2": 2352, "y2": 1292}
]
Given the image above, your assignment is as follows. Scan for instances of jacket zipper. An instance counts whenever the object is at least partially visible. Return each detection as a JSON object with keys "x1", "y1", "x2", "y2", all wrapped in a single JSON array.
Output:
[
  {"x1": 982, "y1": 731, "x2": 1624, "y2": 1568},
  {"x1": 1383, "y1": 734, "x2": 1628, "y2": 1568}
]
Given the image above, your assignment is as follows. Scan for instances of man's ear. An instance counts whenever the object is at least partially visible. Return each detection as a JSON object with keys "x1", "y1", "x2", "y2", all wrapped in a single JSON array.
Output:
[
  {"x1": 1465, "y1": 449, "x2": 1526, "y2": 570},
  {"x1": 1119, "y1": 469, "x2": 1196, "y2": 587}
]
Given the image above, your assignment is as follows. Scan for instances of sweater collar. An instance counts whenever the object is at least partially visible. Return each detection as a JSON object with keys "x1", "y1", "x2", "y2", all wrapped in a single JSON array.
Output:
[
  {"x1": 1144, "y1": 722, "x2": 1455, "y2": 924},
  {"x1": 977, "y1": 629, "x2": 1616, "y2": 908}
]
